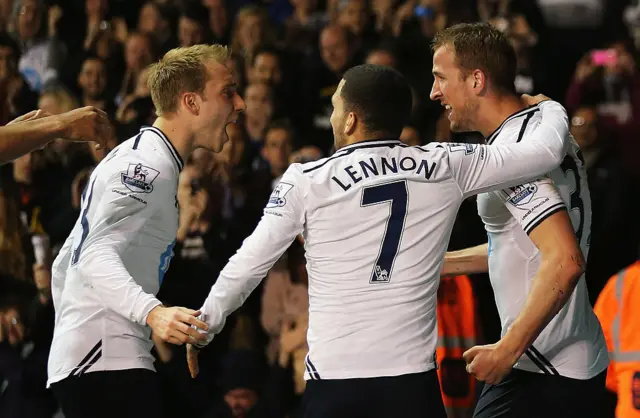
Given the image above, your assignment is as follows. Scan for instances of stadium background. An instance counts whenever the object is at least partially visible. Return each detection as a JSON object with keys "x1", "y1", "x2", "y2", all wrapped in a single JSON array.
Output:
[{"x1": 0, "y1": 0, "x2": 639, "y2": 416}]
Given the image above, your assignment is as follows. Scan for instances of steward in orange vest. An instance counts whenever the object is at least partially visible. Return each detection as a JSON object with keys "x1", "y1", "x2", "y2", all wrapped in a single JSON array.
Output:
[{"x1": 594, "y1": 261, "x2": 640, "y2": 417}]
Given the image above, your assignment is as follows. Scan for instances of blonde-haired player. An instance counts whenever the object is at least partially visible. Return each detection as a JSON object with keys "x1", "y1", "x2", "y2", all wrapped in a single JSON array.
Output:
[{"x1": 47, "y1": 44, "x2": 245, "y2": 418}]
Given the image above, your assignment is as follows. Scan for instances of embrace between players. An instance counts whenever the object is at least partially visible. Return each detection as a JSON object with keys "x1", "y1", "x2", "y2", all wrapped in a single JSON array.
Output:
[{"x1": 43, "y1": 22, "x2": 607, "y2": 418}]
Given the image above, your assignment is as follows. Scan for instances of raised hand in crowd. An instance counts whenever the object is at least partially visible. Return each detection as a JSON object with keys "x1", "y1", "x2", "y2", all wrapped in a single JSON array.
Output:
[{"x1": 0, "y1": 308, "x2": 24, "y2": 347}]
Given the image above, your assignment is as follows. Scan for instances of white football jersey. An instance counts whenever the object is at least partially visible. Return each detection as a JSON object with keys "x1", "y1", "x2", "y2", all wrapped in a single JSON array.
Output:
[
  {"x1": 477, "y1": 104, "x2": 609, "y2": 379},
  {"x1": 198, "y1": 101, "x2": 571, "y2": 380},
  {"x1": 47, "y1": 126, "x2": 181, "y2": 387}
]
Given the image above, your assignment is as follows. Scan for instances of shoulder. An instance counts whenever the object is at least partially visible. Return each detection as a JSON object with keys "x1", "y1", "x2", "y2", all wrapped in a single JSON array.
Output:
[
  {"x1": 106, "y1": 134, "x2": 177, "y2": 177},
  {"x1": 488, "y1": 105, "x2": 543, "y2": 145},
  {"x1": 297, "y1": 150, "x2": 352, "y2": 175}
]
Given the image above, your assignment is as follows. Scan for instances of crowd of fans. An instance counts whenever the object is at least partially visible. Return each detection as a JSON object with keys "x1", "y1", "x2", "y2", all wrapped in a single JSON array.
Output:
[{"x1": 1, "y1": 0, "x2": 639, "y2": 417}]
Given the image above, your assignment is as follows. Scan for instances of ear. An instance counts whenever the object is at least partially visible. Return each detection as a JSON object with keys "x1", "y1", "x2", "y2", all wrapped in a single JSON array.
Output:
[
  {"x1": 182, "y1": 92, "x2": 200, "y2": 115},
  {"x1": 344, "y1": 112, "x2": 357, "y2": 135},
  {"x1": 470, "y1": 69, "x2": 487, "y2": 93}
]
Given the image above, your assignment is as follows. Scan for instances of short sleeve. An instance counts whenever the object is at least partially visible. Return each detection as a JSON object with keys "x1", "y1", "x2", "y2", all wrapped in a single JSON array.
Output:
[{"x1": 497, "y1": 178, "x2": 566, "y2": 235}]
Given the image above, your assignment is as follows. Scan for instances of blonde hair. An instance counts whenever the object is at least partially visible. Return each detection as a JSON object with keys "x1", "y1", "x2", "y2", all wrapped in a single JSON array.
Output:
[
  {"x1": 39, "y1": 85, "x2": 79, "y2": 114},
  {"x1": 147, "y1": 44, "x2": 232, "y2": 116}
]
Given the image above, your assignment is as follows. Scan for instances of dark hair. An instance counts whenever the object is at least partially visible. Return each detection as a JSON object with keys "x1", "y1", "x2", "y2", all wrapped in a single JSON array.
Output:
[
  {"x1": 432, "y1": 22, "x2": 517, "y2": 95},
  {"x1": 341, "y1": 64, "x2": 412, "y2": 138},
  {"x1": 265, "y1": 118, "x2": 294, "y2": 138},
  {"x1": 251, "y1": 46, "x2": 280, "y2": 68},
  {"x1": 180, "y1": 0, "x2": 210, "y2": 29},
  {"x1": 82, "y1": 53, "x2": 105, "y2": 66}
]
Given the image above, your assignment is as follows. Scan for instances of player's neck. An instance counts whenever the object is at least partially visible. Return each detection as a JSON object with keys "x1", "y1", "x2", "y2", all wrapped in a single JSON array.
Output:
[
  {"x1": 476, "y1": 94, "x2": 527, "y2": 138},
  {"x1": 152, "y1": 117, "x2": 194, "y2": 165}
]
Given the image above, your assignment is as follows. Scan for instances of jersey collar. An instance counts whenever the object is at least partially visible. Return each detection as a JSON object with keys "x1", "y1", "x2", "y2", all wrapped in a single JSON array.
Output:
[
  {"x1": 338, "y1": 138, "x2": 403, "y2": 152},
  {"x1": 140, "y1": 126, "x2": 185, "y2": 171},
  {"x1": 486, "y1": 105, "x2": 540, "y2": 145}
]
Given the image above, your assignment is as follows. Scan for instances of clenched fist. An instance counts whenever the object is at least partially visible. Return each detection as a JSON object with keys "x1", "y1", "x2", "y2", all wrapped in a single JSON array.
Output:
[
  {"x1": 146, "y1": 306, "x2": 209, "y2": 346},
  {"x1": 463, "y1": 342, "x2": 519, "y2": 385}
]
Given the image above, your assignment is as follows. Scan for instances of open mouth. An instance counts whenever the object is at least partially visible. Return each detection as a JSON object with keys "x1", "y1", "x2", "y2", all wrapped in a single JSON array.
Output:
[{"x1": 443, "y1": 104, "x2": 452, "y2": 119}]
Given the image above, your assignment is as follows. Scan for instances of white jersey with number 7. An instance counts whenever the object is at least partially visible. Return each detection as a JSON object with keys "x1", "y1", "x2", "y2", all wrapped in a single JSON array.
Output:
[{"x1": 198, "y1": 101, "x2": 571, "y2": 380}]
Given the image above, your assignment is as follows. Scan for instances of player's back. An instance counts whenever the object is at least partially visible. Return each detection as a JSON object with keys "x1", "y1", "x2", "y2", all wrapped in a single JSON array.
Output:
[
  {"x1": 298, "y1": 139, "x2": 467, "y2": 380},
  {"x1": 477, "y1": 106, "x2": 608, "y2": 379}
]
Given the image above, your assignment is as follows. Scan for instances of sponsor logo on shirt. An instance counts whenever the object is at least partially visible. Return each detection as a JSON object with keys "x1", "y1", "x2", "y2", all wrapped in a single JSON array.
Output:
[
  {"x1": 447, "y1": 143, "x2": 477, "y2": 155},
  {"x1": 266, "y1": 182, "x2": 294, "y2": 208},
  {"x1": 507, "y1": 183, "x2": 538, "y2": 206},
  {"x1": 121, "y1": 163, "x2": 159, "y2": 193}
]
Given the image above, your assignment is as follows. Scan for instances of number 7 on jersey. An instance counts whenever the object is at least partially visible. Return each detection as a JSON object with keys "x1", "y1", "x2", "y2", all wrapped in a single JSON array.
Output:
[{"x1": 361, "y1": 180, "x2": 408, "y2": 284}]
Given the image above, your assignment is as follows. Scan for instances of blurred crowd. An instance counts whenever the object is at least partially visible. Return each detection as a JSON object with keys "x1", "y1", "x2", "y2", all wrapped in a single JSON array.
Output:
[{"x1": 1, "y1": 0, "x2": 640, "y2": 417}]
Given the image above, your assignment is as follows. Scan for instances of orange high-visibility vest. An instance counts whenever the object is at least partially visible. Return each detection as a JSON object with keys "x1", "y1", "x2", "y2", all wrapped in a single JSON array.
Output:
[
  {"x1": 436, "y1": 275, "x2": 479, "y2": 418},
  {"x1": 594, "y1": 261, "x2": 640, "y2": 417}
]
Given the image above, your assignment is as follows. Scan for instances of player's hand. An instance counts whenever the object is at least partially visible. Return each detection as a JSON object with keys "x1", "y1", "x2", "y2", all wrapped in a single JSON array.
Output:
[
  {"x1": 463, "y1": 343, "x2": 517, "y2": 385},
  {"x1": 146, "y1": 306, "x2": 209, "y2": 346},
  {"x1": 186, "y1": 343, "x2": 200, "y2": 378},
  {"x1": 7, "y1": 109, "x2": 50, "y2": 125},
  {"x1": 522, "y1": 94, "x2": 551, "y2": 106},
  {"x1": 56, "y1": 106, "x2": 112, "y2": 150}
]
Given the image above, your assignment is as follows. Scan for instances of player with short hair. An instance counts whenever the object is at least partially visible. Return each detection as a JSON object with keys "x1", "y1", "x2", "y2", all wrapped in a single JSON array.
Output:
[
  {"x1": 434, "y1": 23, "x2": 608, "y2": 418},
  {"x1": 185, "y1": 63, "x2": 572, "y2": 418},
  {"x1": 47, "y1": 44, "x2": 245, "y2": 418}
]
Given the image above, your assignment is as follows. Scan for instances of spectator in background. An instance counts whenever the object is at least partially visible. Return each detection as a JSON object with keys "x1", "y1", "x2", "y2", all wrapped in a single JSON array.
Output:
[
  {"x1": 243, "y1": 82, "x2": 275, "y2": 148},
  {"x1": 76, "y1": 55, "x2": 115, "y2": 119},
  {"x1": 569, "y1": 105, "x2": 640, "y2": 303},
  {"x1": 305, "y1": 24, "x2": 354, "y2": 154},
  {"x1": 261, "y1": 240, "x2": 309, "y2": 409},
  {"x1": 365, "y1": 46, "x2": 398, "y2": 68},
  {"x1": 37, "y1": 85, "x2": 77, "y2": 116},
  {"x1": 0, "y1": 0, "x2": 12, "y2": 31},
  {"x1": 201, "y1": 349, "x2": 293, "y2": 418},
  {"x1": 37, "y1": 85, "x2": 94, "y2": 177},
  {"x1": 231, "y1": 5, "x2": 274, "y2": 72},
  {"x1": 566, "y1": 39, "x2": 640, "y2": 182},
  {"x1": 117, "y1": 31, "x2": 155, "y2": 105},
  {"x1": 202, "y1": 0, "x2": 230, "y2": 44},
  {"x1": 283, "y1": 0, "x2": 327, "y2": 57},
  {"x1": 247, "y1": 47, "x2": 282, "y2": 86},
  {"x1": 137, "y1": 1, "x2": 177, "y2": 55},
  {"x1": 178, "y1": 1, "x2": 211, "y2": 47},
  {"x1": 0, "y1": 31, "x2": 37, "y2": 126},
  {"x1": 116, "y1": 65, "x2": 155, "y2": 139},
  {"x1": 11, "y1": 149, "x2": 75, "y2": 251},
  {"x1": 289, "y1": 145, "x2": 323, "y2": 165},
  {"x1": 371, "y1": 0, "x2": 401, "y2": 37},
  {"x1": 261, "y1": 119, "x2": 294, "y2": 188},
  {"x1": 0, "y1": 186, "x2": 30, "y2": 281},
  {"x1": 0, "y1": 181, "x2": 56, "y2": 418},
  {"x1": 13, "y1": 0, "x2": 66, "y2": 93},
  {"x1": 504, "y1": 15, "x2": 548, "y2": 95},
  {"x1": 337, "y1": 0, "x2": 379, "y2": 52}
]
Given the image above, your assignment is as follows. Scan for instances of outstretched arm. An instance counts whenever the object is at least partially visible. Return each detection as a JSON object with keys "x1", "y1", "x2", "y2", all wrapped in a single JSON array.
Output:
[{"x1": 0, "y1": 107, "x2": 110, "y2": 165}]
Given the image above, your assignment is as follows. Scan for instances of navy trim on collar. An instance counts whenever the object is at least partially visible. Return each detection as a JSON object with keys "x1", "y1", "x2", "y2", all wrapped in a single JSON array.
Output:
[
  {"x1": 487, "y1": 105, "x2": 540, "y2": 145},
  {"x1": 338, "y1": 138, "x2": 403, "y2": 152},
  {"x1": 140, "y1": 126, "x2": 184, "y2": 171}
]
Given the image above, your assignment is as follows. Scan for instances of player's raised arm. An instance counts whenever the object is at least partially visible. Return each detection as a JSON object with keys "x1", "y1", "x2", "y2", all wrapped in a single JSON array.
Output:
[
  {"x1": 0, "y1": 107, "x2": 111, "y2": 165},
  {"x1": 449, "y1": 100, "x2": 569, "y2": 197},
  {"x1": 195, "y1": 165, "x2": 307, "y2": 347}
]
